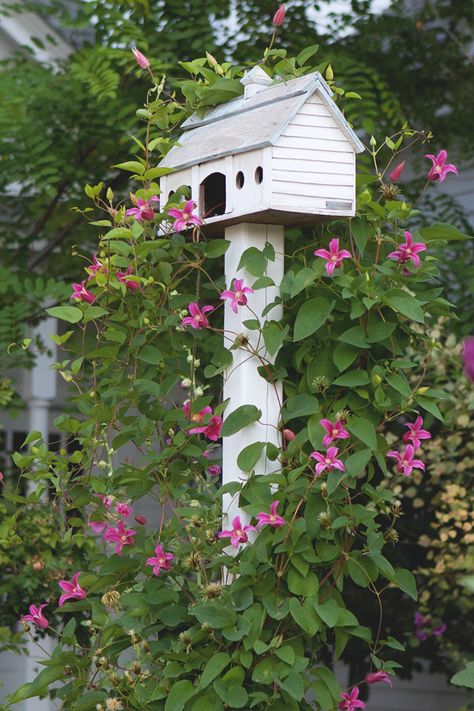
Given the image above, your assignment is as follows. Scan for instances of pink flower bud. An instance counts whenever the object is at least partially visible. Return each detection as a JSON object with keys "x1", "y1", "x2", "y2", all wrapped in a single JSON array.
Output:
[
  {"x1": 272, "y1": 4, "x2": 286, "y2": 27},
  {"x1": 462, "y1": 337, "x2": 474, "y2": 382},
  {"x1": 389, "y1": 160, "x2": 405, "y2": 182},
  {"x1": 365, "y1": 671, "x2": 392, "y2": 687},
  {"x1": 132, "y1": 48, "x2": 150, "y2": 69},
  {"x1": 283, "y1": 428, "x2": 296, "y2": 441},
  {"x1": 134, "y1": 515, "x2": 147, "y2": 526},
  {"x1": 0, "y1": 471, "x2": 3, "y2": 483}
]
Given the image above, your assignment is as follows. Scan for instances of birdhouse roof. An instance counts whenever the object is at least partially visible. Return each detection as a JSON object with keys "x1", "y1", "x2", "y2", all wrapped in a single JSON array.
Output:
[{"x1": 159, "y1": 71, "x2": 365, "y2": 170}]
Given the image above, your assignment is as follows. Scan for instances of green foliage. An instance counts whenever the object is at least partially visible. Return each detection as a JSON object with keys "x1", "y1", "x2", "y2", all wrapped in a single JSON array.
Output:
[{"x1": 2, "y1": 36, "x2": 467, "y2": 709}]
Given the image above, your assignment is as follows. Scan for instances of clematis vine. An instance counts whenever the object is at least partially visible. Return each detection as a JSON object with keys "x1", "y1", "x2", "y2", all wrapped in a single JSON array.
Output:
[
  {"x1": 387, "y1": 444, "x2": 424, "y2": 476},
  {"x1": 314, "y1": 238, "x2": 352, "y2": 276},
  {"x1": 310, "y1": 447, "x2": 345, "y2": 476},
  {"x1": 117, "y1": 266, "x2": 140, "y2": 290},
  {"x1": 218, "y1": 516, "x2": 256, "y2": 548},
  {"x1": 131, "y1": 47, "x2": 150, "y2": 69},
  {"x1": 168, "y1": 200, "x2": 203, "y2": 232},
  {"x1": 126, "y1": 195, "x2": 159, "y2": 222},
  {"x1": 403, "y1": 416, "x2": 431, "y2": 449},
  {"x1": 189, "y1": 414, "x2": 223, "y2": 442},
  {"x1": 388, "y1": 230, "x2": 426, "y2": 269},
  {"x1": 220, "y1": 278, "x2": 254, "y2": 314},
  {"x1": 425, "y1": 149, "x2": 458, "y2": 183},
  {"x1": 180, "y1": 302, "x2": 213, "y2": 330},
  {"x1": 256, "y1": 501, "x2": 285, "y2": 528},
  {"x1": 339, "y1": 687, "x2": 366, "y2": 710},
  {"x1": 462, "y1": 336, "x2": 474, "y2": 382},
  {"x1": 22, "y1": 603, "x2": 48, "y2": 629},
  {"x1": 58, "y1": 572, "x2": 87, "y2": 607},
  {"x1": 365, "y1": 671, "x2": 392, "y2": 687},
  {"x1": 71, "y1": 281, "x2": 96, "y2": 304},
  {"x1": 320, "y1": 418, "x2": 350, "y2": 448},
  {"x1": 146, "y1": 543, "x2": 174, "y2": 576},
  {"x1": 103, "y1": 520, "x2": 137, "y2": 556}
]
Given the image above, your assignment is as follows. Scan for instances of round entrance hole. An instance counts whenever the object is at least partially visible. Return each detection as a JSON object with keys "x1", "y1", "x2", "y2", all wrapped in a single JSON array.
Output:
[
  {"x1": 255, "y1": 166, "x2": 263, "y2": 184},
  {"x1": 236, "y1": 171, "x2": 245, "y2": 189}
]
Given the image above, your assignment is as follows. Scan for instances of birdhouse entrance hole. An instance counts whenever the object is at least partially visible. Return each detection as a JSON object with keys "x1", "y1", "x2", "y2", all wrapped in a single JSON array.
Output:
[{"x1": 200, "y1": 172, "x2": 226, "y2": 218}]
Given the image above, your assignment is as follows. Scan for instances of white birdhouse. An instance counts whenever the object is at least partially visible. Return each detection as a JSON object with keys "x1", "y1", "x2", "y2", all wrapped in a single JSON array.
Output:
[{"x1": 159, "y1": 66, "x2": 364, "y2": 233}]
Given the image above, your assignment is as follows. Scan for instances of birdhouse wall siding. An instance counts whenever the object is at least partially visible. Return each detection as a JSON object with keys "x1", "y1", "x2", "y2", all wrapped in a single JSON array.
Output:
[{"x1": 271, "y1": 94, "x2": 356, "y2": 214}]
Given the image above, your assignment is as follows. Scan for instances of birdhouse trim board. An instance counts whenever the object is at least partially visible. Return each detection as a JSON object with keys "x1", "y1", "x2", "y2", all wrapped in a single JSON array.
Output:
[{"x1": 159, "y1": 69, "x2": 364, "y2": 230}]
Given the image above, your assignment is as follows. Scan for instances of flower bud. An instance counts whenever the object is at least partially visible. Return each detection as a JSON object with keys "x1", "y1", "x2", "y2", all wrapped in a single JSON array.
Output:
[
  {"x1": 370, "y1": 135, "x2": 377, "y2": 147},
  {"x1": 132, "y1": 48, "x2": 150, "y2": 69},
  {"x1": 389, "y1": 160, "x2": 405, "y2": 182},
  {"x1": 272, "y1": 4, "x2": 286, "y2": 27},
  {"x1": 134, "y1": 515, "x2": 147, "y2": 526},
  {"x1": 283, "y1": 428, "x2": 296, "y2": 441}
]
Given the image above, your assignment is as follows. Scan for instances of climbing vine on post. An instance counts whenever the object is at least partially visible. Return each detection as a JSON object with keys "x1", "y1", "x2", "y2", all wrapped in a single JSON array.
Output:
[{"x1": 3, "y1": 24, "x2": 468, "y2": 711}]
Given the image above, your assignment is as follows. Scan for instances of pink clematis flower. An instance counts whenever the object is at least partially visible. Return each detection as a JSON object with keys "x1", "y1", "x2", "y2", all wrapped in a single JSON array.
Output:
[
  {"x1": 256, "y1": 500, "x2": 285, "y2": 528},
  {"x1": 183, "y1": 400, "x2": 212, "y2": 423},
  {"x1": 126, "y1": 196, "x2": 159, "y2": 222},
  {"x1": 320, "y1": 419, "x2": 350, "y2": 448},
  {"x1": 71, "y1": 281, "x2": 96, "y2": 304},
  {"x1": 168, "y1": 200, "x2": 203, "y2": 232},
  {"x1": 272, "y1": 4, "x2": 286, "y2": 27},
  {"x1": 365, "y1": 671, "x2": 392, "y2": 687},
  {"x1": 433, "y1": 623, "x2": 447, "y2": 637},
  {"x1": 388, "y1": 230, "x2": 427, "y2": 269},
  {"x1": 132, "y1": 48, "x2": 150, "y2": 69},
  {"x1": 22, "y1": 604, "x2": 49, "y2": 629},
  {"x1": 310, "y1": 447, "x2": 345, "y2": 477},
  {"x1": 117, "y1": 266, "x2": 140, "y2": 290},
  {"x1": 387, "y1": 444, "x2": 424, "y2": 476},
  {"x1": 403, "y1": 416, "x2": 431, "y2": 449},
  {"x1": 389, "y1": 160, "x2": 405, "y2": 182},
  {"x1": 58, "y1": 572, "x2": 87, "y2": 607},
  {"x1": 116, "y1": 502, "x2": 133, "y2": 518},
  {"x1": 425, "y1": 149, "x2": 458, "y2": 183},
  {"x1": 97, "y1": 493, "x2": 113, "y2": 509},
  {"x1": 146, "y1": 543, "x2": 174, "y2": 576},
  {"x1": 189, "y1": 415, "x2": 223, "y2": 442},
  {"x1": 180, "y1": 302, "x2": 214, "y2": 330},
  {"x1": 88, "y1": 517, "x2": 106, "y2": 534},
  {"x1": 86, "y1": 253, "x2": 107, "y2": 279},
  {"x1": 103, "y1": 520, "x2": 137, "y2": 556},
  {"x1": 339, "y1": 687, "x2": 366, "y2": 710},
  {"x1": 218, "y1": 516, "x2": 256, "y2": 548},
  {"x1": 207, "y1": 464, "x2": 222, "y2": 476},
  {"x1": 462, "y1": 337, "x2": 474, "y2": 382},
  {"x1": 314, "y1": 238, "x2": 352, "y2": 276},
  {"x1": 220, "y1": 278, "x2": 254, "y2": 314}
]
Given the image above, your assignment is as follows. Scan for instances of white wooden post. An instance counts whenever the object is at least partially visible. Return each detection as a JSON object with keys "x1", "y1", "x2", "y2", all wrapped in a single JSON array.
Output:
[
  {"x1": 222, "y1": 223, "x2": 284, "y2": 533},
  {"x1": 23, "y1": 317, "x2": 57, "y2": 711}
]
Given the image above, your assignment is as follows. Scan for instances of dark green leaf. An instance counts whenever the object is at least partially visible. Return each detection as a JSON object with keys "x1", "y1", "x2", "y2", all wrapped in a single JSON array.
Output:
[
  {"x1": 293, "y1": 297, "x2": 334, "y2": 342},
  {"x1": 221, "y1": 405, "x2": 261, "y2": 437}
]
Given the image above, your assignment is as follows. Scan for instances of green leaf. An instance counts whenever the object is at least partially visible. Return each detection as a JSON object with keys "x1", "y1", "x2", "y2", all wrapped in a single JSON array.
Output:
[
  {"x1": 290, "y1": 267, "x2": 316, "y2": 298},
  {"x1": 333, "y1": 342, "x2": 359, "y2": 372},
  {"x1": 393, "y1": 568, "x2": 417, "y2": 601},
  {"x1": 366, "y1": 322, "x2": 396, "y2": 343},
  {"x1": 420, "y1": 223, "x2": 471, "y2": 242},
  {"x1": 137, "y1": 345, "x2": 163, "y2": 365},
  {"x1": 83, "y1": 306, "x2": 108, "y2": 323},
  {"x1": 287, "y1": 568, "x2": 319, "y2": 597},
  {"x1": 103, "y1": 227, "x2": 134, "y2": 240},
  {"x1": 293, "y1": 297, "x2": 334, "y2": 342},
  {"x1": 348, "y1": 417, "x2": 377, "y2": 449},
  {"x1": 333, "y1": 370, "x2": 370, "y2": 387},
  {"x1": 283, "y1": 394, "x2": 319, "y2": 420},
  {"x1": 205, "y1": 239, "x2": 230, "y2": 258},
  {"x1": 237, "y1": 442, "x2": 266, "y2": 471},
  {"x1": 281, "y1": 671, "x2": 305, "y2": 701},
  {"x1": 384, "y1": 289, "x2": 424, "y2": 323},
  {"x1": 345, "y1": 449, "x2": 372, "y2": 477},
  {"x1": 386, "y1": 373, "x2": 411, "y2": 398},
  {"x1": 289, "y1": 598, "x2": 320, "y2": 635},
  {"x1": 416, "y1": 395, "x2": 444, "y2": 421},
  {"x1": 296, "y1": 44, "x2": 319, "y2": 66},
  {"x1": 221, "y1": 405, "x2": 262, "y2": 437},
  {"x1": 238, "y1": 247, "x2": 267, "y2": 277},
  {"x1": 262, "y1": 321, "x2": 286, "y2": 356},
  {"x1": 7, "y1": 666, "x2": 65, "y2": 703},
  {"x1": 46, "y1": 305, "x2": 83, "y2": 323},
  {"x1": 451, "y1": 662, "x2": 474, "y2": 689},
  {"x1": 165, "y1": 680, "x2": 196, "y2": 711},
  {"x1": 200, "y1": 653, "x2": 231, "y2": 690},
  {"x1": 114, "y1": 160, "x2": 145, "y2": 174},
  {"x1": 337, "y1": 325, "x2": 369, "y2": 348}
]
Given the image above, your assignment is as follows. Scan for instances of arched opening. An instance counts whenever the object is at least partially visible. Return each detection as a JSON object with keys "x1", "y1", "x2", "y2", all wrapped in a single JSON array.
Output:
[
  {"x1": 236, "y1": 171, "x2": 245, "y2": 189},
  {"x1": 255, "y1": 166, "x2": 263, "y2": 184},
  {"x1": 200, "y1": 172, "x2": 226, "y2": 217}
]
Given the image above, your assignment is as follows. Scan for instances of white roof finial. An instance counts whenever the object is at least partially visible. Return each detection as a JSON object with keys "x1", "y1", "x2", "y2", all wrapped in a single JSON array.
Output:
[{"x1": 241, "y1": 66, "x2": 273, "y2": 99}]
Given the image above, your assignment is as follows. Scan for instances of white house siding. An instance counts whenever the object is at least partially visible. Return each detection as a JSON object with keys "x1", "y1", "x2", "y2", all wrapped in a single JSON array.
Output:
[{"x1": 272, "y1": 95, "x2": 356, "y2": 212}]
